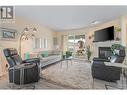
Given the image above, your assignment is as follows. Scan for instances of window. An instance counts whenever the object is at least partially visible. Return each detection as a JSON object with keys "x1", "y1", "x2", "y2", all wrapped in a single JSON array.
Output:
[
  {"x1": 68, "y1": 35, "x2": 75, "y2": 52},
  {"x1": 53, "y1": 37, "x2": 57, "y2": 46},
  {"x1": 35, "y1": 38, "x2": 41, "y2": 49},
  {"x1": 68, "y1": 34, "x2": 85, "y2": 56},
  {"x1": 44, "y1": 38, "x2": 48, "y2": 48},
  {"x1": 34, "y1": 38, "x2": 48, "y2": 49}
]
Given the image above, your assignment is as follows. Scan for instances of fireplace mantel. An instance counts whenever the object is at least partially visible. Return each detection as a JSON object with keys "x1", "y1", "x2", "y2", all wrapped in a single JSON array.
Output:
[{"x1": 93, "y1": 40, "x2": 121, "y2": 47}]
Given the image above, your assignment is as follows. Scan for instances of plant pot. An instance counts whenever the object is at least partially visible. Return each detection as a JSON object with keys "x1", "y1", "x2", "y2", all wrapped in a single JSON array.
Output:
[{"x1": 116, "y1": 37, "x2": 120, "y2": 41}]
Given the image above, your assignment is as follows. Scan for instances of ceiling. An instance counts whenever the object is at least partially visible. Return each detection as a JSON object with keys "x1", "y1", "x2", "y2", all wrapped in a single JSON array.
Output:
[{"x1": 15, "y1": 6, "x2": 127, "y2": 31}]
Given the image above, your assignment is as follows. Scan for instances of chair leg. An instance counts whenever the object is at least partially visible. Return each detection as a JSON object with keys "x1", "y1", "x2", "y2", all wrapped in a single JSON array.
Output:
[
  {"x1": 92, "y1": 78, "x2": 94, "y2": 89},
  {"x1": 105, "y1": 80, "x2": 123, "y2": 89},
  {"x1": 40, "y1": 68, "x2": 43, "y2": 79},
  {"x1": 60, "y1": 60, "x2": 63, "y2": 68},
  {"x1": 67, "y1": 60, "x2": 68, "y2": 69},
  {"x1": 105, "y1": 84, "x2": 108, "y2": 89},
  {"x1": 71, "y1": 60, "x2": 72, "y2": 66}
]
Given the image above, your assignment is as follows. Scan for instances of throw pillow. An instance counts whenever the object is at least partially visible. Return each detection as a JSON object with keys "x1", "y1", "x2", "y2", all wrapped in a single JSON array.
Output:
[
  {"x1": 25, "y1": 52, "x2": 30, "y2": 59},
  {"x1": 41, "y1": 54, "x2": 45, "y2": 57},
  {"x1": 110, "y1": 55, "x2": 117, "y2": 63},
  {"x1": 43, "y1": 51, "x2": 48, "y2": 57}
]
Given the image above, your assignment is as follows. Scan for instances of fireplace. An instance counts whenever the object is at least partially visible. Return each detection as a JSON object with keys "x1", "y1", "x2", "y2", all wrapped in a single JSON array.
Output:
[{"x1": 99, "y1": 47, "x2": 112, "y2": 59}]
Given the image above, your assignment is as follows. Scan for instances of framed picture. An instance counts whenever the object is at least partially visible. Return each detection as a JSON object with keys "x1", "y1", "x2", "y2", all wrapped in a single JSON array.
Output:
[{"x1": 0, "y1": 27, "x2": 17, "y2": 40}]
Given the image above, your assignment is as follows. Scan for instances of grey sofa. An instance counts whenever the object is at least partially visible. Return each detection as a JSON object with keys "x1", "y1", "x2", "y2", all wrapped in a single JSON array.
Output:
[{"x1": 38, "y1": 50, "x2": 62, "y2": 67}]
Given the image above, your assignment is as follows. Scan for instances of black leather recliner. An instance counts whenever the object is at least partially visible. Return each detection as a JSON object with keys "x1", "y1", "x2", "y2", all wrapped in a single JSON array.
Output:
[
  {"x1": 92, "y1": 49, "x2": 125, "y2": 82},
  {"x1": 3, "y1": 48, "x2": 40, "y2": 84}
]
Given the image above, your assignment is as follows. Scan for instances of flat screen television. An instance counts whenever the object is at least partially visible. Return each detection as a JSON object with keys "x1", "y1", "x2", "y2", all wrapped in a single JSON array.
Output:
[{"x1": 94, "y1": 26, "x2": 114, "y2": 42}]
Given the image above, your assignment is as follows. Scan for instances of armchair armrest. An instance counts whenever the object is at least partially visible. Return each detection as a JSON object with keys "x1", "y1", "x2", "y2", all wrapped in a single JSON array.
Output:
[
  {"x1": 93, "y1": 57, "x2": 110, "y2": 62},
  {"x1": 9, "y1": 63, "x2": 36, "y2": 70},
  {"x1": 23, "y1": 58, "x2": 40, "y2": 64}
]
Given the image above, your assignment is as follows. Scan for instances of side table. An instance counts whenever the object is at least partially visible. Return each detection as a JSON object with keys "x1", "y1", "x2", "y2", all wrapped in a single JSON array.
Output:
[
  {"x1": 11, "y1": 63, "x2": 36, "y2": 89},
  {"x1": 104, "y1": 62, "x2": 127, "y2": 89}
]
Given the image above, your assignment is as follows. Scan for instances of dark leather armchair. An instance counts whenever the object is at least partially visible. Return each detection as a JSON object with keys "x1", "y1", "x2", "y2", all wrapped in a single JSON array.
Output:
[
  {"x1": 92, "y1": 49, "x2": 125, "y2": 82},
  {"x1": 3, "y1": 48, "x2": 40, "y2": 84}
]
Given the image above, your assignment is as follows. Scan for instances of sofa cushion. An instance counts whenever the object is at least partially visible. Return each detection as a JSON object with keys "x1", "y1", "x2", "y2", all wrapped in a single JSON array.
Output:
[
  {"x1": 41, "y1": 51, "x2": 49, "y2": 57},
  {"x1": 41, "y1": 55, "x2": 60, "y2": 63},
  {"x1": 48, "y1": 51, "x2": 53, "y2": 56},
  {"x1": 39, "y1": 50, "x2": 61, "y2": 57},
  {"x1": 25, "y1": 52, "x2": 30, "y2": 59},
  {"x1": 52, "y1": 51, "x2": 61, "y2": 55}
]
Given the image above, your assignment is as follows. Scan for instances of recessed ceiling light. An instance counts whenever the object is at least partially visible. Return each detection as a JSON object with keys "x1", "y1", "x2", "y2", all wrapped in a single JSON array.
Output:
[{"x1": 91, "y1": 21, "x2": 101, "y2": 25}]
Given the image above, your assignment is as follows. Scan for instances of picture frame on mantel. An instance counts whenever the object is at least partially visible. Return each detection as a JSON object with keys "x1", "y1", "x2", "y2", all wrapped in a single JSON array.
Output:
[{"x1": 0, "y1": 27, "x2": 18, "y2": 41}]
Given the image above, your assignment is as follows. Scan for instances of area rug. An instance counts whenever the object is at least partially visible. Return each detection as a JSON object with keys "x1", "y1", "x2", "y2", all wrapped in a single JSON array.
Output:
[
  {"x1": 42, "y1": 60, "x2": 93, "y2": 89},
  {"x1": 0, "y1": 75, "x2": 67, "y2": 89}
]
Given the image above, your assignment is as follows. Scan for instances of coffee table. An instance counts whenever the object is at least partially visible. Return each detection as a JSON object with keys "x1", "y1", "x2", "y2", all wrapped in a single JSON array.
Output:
[{"x1": 61, "y1": 56, "x2": 73, "y2": 69}]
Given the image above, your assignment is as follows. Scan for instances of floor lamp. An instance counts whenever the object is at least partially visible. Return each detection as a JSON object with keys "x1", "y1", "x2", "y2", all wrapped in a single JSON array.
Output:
[
  {"x1": 19, "y1": 27, "x2": 37, "y2": 57},
  {"x1": 19, "y1": 27, "x2": 43, "y2": 79}
]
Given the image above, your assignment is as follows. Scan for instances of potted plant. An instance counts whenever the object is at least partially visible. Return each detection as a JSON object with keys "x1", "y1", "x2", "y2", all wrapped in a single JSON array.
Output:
[
  {"x1": 86, "y1": 45, "x2": 92, "y2": 62},
  {"x1": 66, "y1": 51, "x2": 73, "y2": 58},
  {"x1": 62, "y1": 51, "x2": 73, "y2": 59},
  {"x1": 62, "y1": 52, "x2": 66, "y2": 60},
  {"x1": 111, "y1": 44, "x2": 125, "y2": 55},
  {"x1": 115, "y1": 26, "x2": 121, "y2": 41}
]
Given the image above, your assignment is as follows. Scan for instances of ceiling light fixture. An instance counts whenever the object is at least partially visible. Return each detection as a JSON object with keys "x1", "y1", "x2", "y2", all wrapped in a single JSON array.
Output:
[{"x1": 91, "y1": 21, "x2": 101, "y2": 25}]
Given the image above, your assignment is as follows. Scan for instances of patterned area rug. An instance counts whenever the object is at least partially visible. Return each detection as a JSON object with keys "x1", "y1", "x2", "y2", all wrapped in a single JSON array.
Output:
[
  {"x1": 0, "y1": 75, "x2": 68, "y2": 89},
  {"x1": 1, "y1": 59, "x2": 125, "y2": 89},
  {"x1": 42, "y1": 60, "x2": 93, "y2": 89}
]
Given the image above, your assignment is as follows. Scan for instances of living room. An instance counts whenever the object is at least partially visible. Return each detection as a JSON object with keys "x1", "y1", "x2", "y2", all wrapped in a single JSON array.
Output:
[{"x1": 0, "y1": 6, "x2": 127, "y2": 89}]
